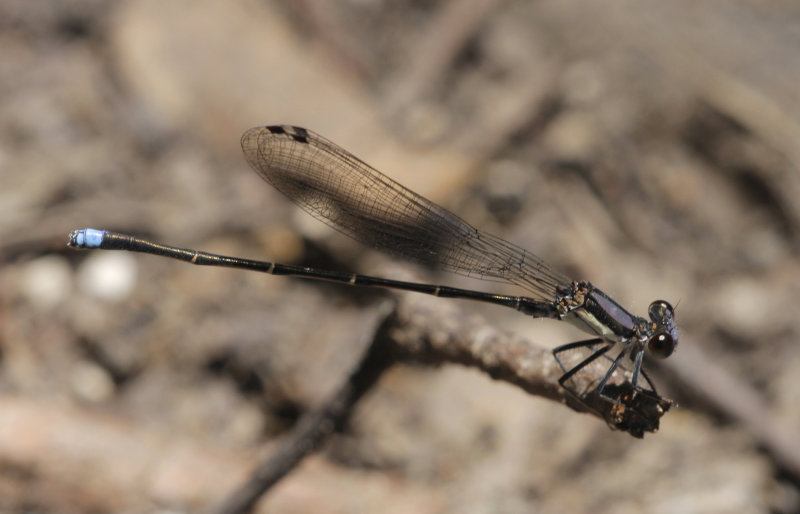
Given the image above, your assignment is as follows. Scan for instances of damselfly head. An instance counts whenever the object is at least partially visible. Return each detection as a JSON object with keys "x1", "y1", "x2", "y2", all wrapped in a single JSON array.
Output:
[{"x1": 646, "y1": 300, "x2": 678, "y2": 358}]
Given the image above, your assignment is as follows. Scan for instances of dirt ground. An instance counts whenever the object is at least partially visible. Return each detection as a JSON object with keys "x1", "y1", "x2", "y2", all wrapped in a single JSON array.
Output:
[{"x1": 3, "y1": 0, "x2": 800, "y2": 512}]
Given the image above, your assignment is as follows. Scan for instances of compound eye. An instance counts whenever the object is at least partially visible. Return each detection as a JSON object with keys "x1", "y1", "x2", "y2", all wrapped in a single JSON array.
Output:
[
  {"x1": 648, "y1": 333, "x2": 675, "y2": 359},
  {"x1": 649, "y1": 300, "x2": 674, "y2": 322}
]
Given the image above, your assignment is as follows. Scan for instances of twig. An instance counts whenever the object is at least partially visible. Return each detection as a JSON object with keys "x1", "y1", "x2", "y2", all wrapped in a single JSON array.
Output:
[
  {"x1": 212, "y1": 307, "x2": 398, "y2": 514},
  {"x1": 384, "y1": 0, "x2": 510, "y2": 116},
  {"x1": 287, "y1": 0, "x2": 377, "y2": 81},
  {"x1": 387, "y1": 288, "x2": 671, "y2": 437},
  {"x1": 215, "y1": 289, "x2": 671, "y2": 512}
]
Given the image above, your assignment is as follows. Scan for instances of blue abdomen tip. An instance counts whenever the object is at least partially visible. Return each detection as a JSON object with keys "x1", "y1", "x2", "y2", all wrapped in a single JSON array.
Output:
[{"x1": 71, "y1": 228, "x2": 105, "y2": 248}]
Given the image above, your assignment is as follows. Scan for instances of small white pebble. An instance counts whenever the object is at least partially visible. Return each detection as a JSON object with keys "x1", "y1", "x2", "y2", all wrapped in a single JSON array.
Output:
[
  {"x1": 712, "y1": 278, "x2": 770, "y2": 336},
  {"x1": 20, "y1": 255, "x2": 73, "y2": 309},
  {"x1": 226, "y1": 405, "x2": 266, "y2": 445},
  {"x1": 77, "y1": 251, "x2": 138, "y2": 301},
  {"x1": 71, "y1": 360, "x2": 115, "y2": 402}
]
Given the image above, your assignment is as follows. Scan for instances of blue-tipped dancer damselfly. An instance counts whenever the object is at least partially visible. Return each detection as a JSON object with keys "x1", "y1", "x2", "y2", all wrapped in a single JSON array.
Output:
[{"x1": 68, "y1": 125, "x2": 678, "y2": 418}]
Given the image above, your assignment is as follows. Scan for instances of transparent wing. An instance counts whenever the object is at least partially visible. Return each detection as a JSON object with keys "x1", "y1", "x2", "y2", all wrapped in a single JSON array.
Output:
[{"x1": 241, "y1": 125, "x2": 571, "y2": 301}]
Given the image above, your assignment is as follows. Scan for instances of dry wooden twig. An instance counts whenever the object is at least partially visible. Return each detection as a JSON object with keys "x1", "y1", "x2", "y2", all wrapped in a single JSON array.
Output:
[{"x1": 215, "y1": 289, "x2": 672, "y2": 513}]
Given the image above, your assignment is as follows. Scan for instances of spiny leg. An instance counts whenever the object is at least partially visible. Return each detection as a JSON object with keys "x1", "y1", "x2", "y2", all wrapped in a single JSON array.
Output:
[
  {"x1": 553, "y1": 338, "x2": 606, "y2": 374},
  {"x1": 553, "y1": 338, "x2": 612, "y2": 392},
  {"x1": 594, "y1": 347, "x2": 630, "y2": 404}
]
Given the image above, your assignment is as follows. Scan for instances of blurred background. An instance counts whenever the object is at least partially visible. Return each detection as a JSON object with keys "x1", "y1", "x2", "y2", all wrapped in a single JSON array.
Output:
[{"x1": 2, "y1": 0, "x2": 800, "y2": 512}]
